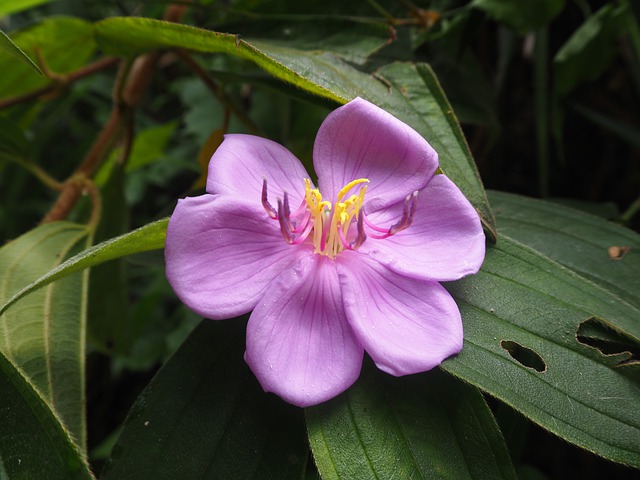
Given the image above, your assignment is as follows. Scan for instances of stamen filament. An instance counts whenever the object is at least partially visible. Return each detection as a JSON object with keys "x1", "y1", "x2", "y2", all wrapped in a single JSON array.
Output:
[{"x1": 264, "y1": 178, "x2": 418, "y2": 258}]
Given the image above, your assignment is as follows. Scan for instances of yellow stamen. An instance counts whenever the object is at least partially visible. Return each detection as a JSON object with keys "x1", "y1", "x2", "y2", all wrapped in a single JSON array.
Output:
[{"x1": 303, "y1": 178, "x2": 369, "y2": 258}]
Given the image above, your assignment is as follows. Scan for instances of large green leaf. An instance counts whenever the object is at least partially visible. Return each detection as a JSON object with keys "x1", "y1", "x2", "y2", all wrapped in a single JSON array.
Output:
[
  {"x1": 221, "y1": 16, "x2": 391, "y2": 65},
  {"x1": 0, "y1": 349, "x2": 93, "y2": 479},
  {"x1": 0, "y1": 16, "x2": 96, "y2": 100},
  {"x1": 0, "y1": 218, "x2": 168, "y2": 317},
  {"x1": 489, "y1": 191, "x2": 640, "y2": 312},
  {"x1": 0, "y1": 222, "x2": 90, "y2": 449},
  {"x1": 472, "y1": 0, "x2": 565, "y2": 34},
  {"x1": 307, "y1": 366, "x2": 517, "y2": 479},
  {"x1": 93, "y1": 17, "x2": 495, "y2": 237},
  {"x1": 101, "y1": 318, "x2": 308, "y2": 479},
  {"x1": 0, "y1": 0, "x2": 53, "y2": 16},
  {"x1": 443, "y1": 193, "x2": 640, "y2": 468}
]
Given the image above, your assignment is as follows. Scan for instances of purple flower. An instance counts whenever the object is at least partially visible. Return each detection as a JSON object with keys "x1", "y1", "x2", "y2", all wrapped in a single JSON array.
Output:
[{"x1": 165, "y1": 98, "x2": 485, "y2": 407}]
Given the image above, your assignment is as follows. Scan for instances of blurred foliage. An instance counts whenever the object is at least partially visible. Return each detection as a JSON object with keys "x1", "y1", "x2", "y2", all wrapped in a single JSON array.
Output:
[{"x1": 0, "y1": 0, "x2": 639, "y2": 479}]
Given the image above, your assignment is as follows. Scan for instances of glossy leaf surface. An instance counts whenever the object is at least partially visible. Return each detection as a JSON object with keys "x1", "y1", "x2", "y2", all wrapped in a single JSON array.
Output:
[
  {"x1": 444, "y1": 193, "x2": 640, "y2": 467},
  {"x1": 307, "y1": 367, "x2": 517, "y2": 479},
  {"x1": 101, "y1": 318, "x2": 308, "y2": 480}
]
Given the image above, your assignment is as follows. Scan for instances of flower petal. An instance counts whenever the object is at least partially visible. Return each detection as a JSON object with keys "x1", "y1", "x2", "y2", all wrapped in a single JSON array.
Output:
[
  {"x1": 245, "y1": 254, "x2": 363, "y2": 407},
  {"x1": 165, "y1": 195, "x2": 309, "y2": 319},
  {"x1": 360, "y1": 174, "x2": 485, "y2": 281},
  {"x1": 207, "y1": 133, "x2": 310, "y2": 207},
  {"x1": 338, "y1": 252, "x2": 463, "y2": 376},
  {"x1": 314, "y1": 97, "x2": 437, "y2": 211}
]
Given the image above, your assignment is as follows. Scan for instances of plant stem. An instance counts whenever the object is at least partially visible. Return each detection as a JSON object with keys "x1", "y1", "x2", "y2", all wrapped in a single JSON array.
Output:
[
  {"x1": 620, "y1": 194, "x2": 640, "y2": 224},
  {"x1": 0, "y1": 57, "x2": 119, "y2": 110},
  {"x1": 40, "y1": 3, "x2": 191, "y2": 224}
]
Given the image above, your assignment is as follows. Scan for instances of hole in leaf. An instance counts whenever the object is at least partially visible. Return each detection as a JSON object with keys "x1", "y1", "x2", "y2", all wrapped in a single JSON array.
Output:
[
  {"x1": 576, "y1": 317, "x2": 640, "y2": 366},
  {"x1": 500, "y1": 340, "x2": 546, "y2": 372}
]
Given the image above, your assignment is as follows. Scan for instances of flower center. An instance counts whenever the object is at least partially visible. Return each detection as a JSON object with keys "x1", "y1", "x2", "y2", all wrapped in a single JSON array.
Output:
[{"x1": 262, "y1": 177, "x2": 417, "y2": 259}]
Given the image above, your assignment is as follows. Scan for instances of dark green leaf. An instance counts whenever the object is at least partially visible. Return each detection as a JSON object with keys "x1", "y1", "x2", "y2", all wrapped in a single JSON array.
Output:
[
  {"x1": 0, "y1": 222, "x2": 90, "y2": 449},
  {"x1": 489, "y1": 190, "x2": 640, "y2": 313},
  {"x1": 101, "y1": 318, "x2": 308, "y2": 479},
  {"x1": 472, "y1": 0, "x2": 565, "y2": 34},
  {"x1": 223, "y1": 16, "x2": 391, "y2": 65},
  {"x1": 93, "y1": 17, "x2": 495, "y2": 235},
  {"x1": 307, "y1": 366, "x2": 517, "y2": 479},
  {"x1": 443, "y1": 193, "x2": 640, "y2": 467},
  {"x1": 0, "y1": 349, "x2": 93, "y2": 479}
]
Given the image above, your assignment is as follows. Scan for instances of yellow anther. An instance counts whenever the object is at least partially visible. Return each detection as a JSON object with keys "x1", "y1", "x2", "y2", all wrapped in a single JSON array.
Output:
[
  {"x1": 300, "y1": 177, "x2": 370, "y2": 258},
  {"x1": 337, "y1": 178, "x2": 370, "y2": 203}
]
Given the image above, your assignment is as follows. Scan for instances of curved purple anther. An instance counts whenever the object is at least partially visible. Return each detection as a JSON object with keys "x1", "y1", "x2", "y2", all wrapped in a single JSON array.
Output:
[
  {"x1": 277, "y1": 198, "x2": 293, "y2": 243},
  {"x1": 351, "y1": 214, "x2": 367, "y2": 250},
  {"x1": 261, "y1": 177, "x2": 278, "y2": 219},
  {"x1": 389, "y1": 191, "x2": 418, "y2": 235}
]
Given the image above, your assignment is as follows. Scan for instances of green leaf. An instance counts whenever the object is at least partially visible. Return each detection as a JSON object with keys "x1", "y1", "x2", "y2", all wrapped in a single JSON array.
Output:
[
  {"x1": 0, "y1": 222, "x2": 90, "y2": 449},
  {"x1": 0, "y1": 28, "x2": 42, "y2": 75},
  {"x1": 222, "y1": 16, "x2": 391, "y2": 65},
  {"x1": 0, "y1": 16, "x2": 96, "y2": 100},
  {"x1": 472, "y1": 0, "x2": 565, "y2": 34},
  {"x1": 95, "y1": 122, "x2": 178, "y2": 186},
  {"x1": 0, "y1": 0, "x2": 53, "y2": 16},
  {"x1": 307, "y1": 366, "x2": 517, "y2": 479},
  {"x1": 93, "y1": 17, "x2": 495, "y2": 236},
  {"x1": 553, "y1": 4, "x2": 624, "y2": 97},
  {"x1": 94, "y1": 18, "x2": 342, "y2": 100},
  {"x1": 0, "y1": 349, "x2": 93, "y2": 479},
  {"x1": 442, "y1": 193, "x2": 640, "y2": 467},
  {"x1": 489, "y1": 190, "x2": 640, "y2": 314},
  {"x1": 0, "y1": 218, "x2": 168, "y2": 317},
  {"x1": 101, "y1": 318, "x2": 308, "y2": 479}
]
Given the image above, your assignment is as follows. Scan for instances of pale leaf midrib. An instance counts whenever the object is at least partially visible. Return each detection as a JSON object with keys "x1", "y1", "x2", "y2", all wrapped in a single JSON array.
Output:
[
  {"x1": 0, "y1": 224, "x2": 85, "y2": 362},
  {"x1": 43, "y1": 229, "x2": 88, "y2": 422}
]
